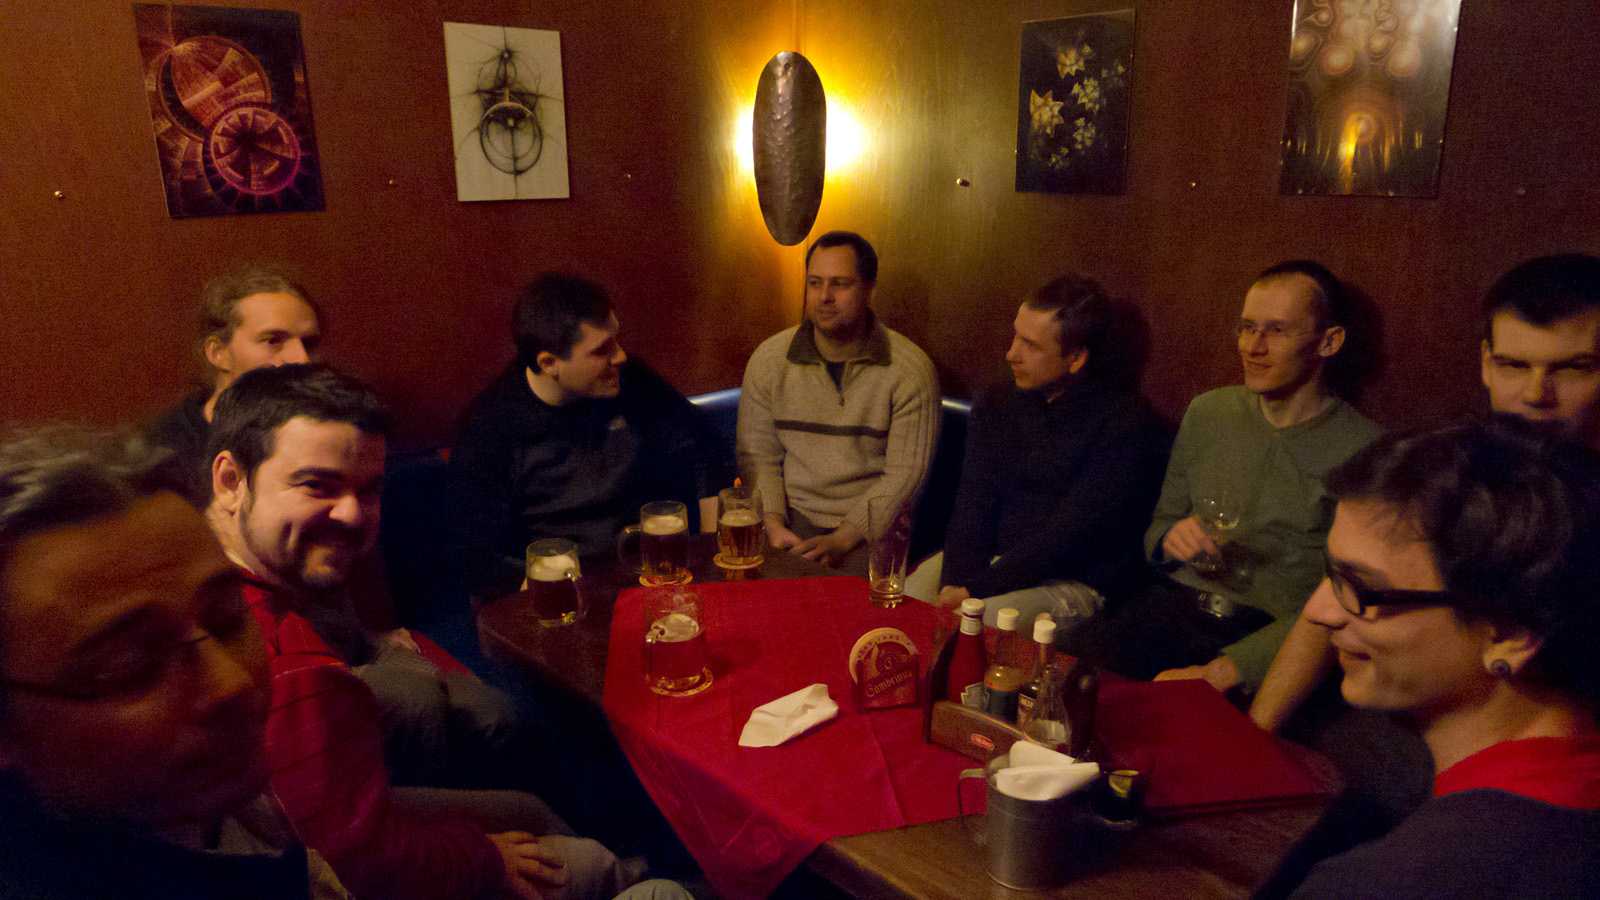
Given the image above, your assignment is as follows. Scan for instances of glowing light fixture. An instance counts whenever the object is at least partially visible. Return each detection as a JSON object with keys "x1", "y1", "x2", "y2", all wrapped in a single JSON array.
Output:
[{"x1": 752, "y1": 52, "x2": 825, "y2": 246}]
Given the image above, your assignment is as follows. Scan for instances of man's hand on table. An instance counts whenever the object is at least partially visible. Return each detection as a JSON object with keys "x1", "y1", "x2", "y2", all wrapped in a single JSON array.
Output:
[
  {"x1": 765, "y1": 513, "x2": 802, "y2": 550},
  {"x1": 936, "y1": 586, "x2": 971, "y2": 609},
  {"x1": 794, "y1": 521, "x2": 863, "y2": 567},
  {"x1": 1160, "y1": 516, "x2": 1221, "y2": 564},
  {"x1": 491, "y1": 832, "x2": 566, "y2": 900},
  {"x1": 1154, "y1": 655, "x2": 1241, "y2": 693}
]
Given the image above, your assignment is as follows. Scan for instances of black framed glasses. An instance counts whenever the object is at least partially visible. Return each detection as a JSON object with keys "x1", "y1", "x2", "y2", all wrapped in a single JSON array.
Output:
[{"x1": 1324, "y1": 560, "x2": 1453, "y2": 617}]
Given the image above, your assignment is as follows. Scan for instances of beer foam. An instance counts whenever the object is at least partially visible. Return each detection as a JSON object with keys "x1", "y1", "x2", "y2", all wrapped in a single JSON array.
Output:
[
  {"x1": 642, "y1": 514, "x2": 686, "y2": 536},
  {"x1": 648, "y1": 611, "x2": 700, "y2": 642},
  {"x1": 530, "y1": 555, "x2": 577, "y2": 582},
  {"x1": 719, "y1": 509, "x2": 761, "y2": 527}
]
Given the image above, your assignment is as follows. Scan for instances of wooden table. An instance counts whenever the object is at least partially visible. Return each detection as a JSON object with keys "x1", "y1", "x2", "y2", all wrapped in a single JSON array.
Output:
[{"x1": 477, "y1": 534, "x2": 1325, "y2": 900}]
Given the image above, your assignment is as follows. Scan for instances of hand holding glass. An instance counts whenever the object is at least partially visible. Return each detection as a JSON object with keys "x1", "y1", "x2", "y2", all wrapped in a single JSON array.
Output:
[{"x1": 1192, "y1": 492, "x2": 1242, "y2": 577}]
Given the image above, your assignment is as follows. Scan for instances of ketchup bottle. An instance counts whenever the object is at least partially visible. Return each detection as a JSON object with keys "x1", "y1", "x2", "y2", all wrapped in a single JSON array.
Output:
[{"x1": 944, "y1": 598, "x2": 988, "y2": 704}]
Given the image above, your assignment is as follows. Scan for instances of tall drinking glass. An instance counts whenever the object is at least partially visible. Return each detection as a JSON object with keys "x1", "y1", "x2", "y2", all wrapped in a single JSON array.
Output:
[
  {"x1": 618, "y1": 501, "x2": 691, "y2": 586},
  {"x1": 715, "y1": 485, "x2": 765, "y2": 570},
  {"x1": 868, "y1": 496, "x2": 911, "y2": 608}
]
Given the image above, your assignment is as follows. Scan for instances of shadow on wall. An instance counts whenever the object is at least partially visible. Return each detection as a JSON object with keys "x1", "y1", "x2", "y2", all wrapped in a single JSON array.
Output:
[{"x1": 1327, "y1": 282, "x2": 1388, "y2": 406}]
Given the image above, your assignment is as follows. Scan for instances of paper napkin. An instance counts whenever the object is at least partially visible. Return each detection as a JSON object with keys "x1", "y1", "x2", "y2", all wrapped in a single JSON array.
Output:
[
  {"x1": 995, "y1": 741, "x2": 1101, "y2": 800},
  {"x1": 738, "y1": 683, "x2": 839, "y2": 747}
]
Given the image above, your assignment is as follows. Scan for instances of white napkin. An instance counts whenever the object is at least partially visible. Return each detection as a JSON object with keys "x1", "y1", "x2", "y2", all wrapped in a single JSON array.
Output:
[
  {"x1": 738, "y1": 683, "x2": 839, "y2": 747},
  {"x1": 994, "y1": 741, "x2": 1101, "y2": 800}
]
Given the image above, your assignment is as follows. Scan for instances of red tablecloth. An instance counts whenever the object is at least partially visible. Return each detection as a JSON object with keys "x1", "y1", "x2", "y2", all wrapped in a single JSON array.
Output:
[{"x1": 601, "y1": 577, "x2": 970, "y2": 900}]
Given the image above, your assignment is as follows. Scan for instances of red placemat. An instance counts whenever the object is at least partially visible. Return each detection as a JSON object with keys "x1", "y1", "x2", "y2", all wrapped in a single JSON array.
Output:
[
  {"x1": 601, "y1": 577, "x2": 971, "y2": 900},
  {"x1": 1095, "y1": 677, "x2": 1331, "y2": 817}
]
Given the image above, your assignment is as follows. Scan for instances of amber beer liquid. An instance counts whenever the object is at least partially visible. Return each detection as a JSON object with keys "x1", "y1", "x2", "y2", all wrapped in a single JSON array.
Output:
[
  {"x1": 530, "y1": 572, "x2": 581, "y2": 624},
  {"x1": 641, "y1": 514, "x2": 689, "y2": 582},
  {"x1": 869, "y1": 576, "x2": 905, "y2": 609},
  {"x1": 645, "y1": 611, "x2": 706, "y2": 692},
  {"x1": 717, "y1": 509, "x2": 764, "y2": 566}
]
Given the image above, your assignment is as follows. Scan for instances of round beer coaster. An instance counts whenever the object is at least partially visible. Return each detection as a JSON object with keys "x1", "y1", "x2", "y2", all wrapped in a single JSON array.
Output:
[
  {"x1": 849, "y1": 627, "x2": 916, "y2": 683},
  {"x1": 713, "y1": 551, "x2": 762, "y2": 570},
  {"x1": 648, "y1": 667, "x2": 714, "y2": 697}
]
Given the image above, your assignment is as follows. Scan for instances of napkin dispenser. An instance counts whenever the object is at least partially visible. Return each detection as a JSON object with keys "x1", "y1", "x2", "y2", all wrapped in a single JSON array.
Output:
[{"x1": 924, "y1": 629, "x2": 1030, "y2": 761}]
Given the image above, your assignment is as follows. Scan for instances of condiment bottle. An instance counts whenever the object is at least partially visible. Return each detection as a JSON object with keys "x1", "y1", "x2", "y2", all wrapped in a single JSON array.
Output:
[
  {"x1": 983, "y1": 608, "x2": 1026, "y2": 720},
  {"x1": 944, "y1": 598, "x2": 988, "y2": 704},
  {"x1": 1015, "y1": 615, "x2": 1056, "y2": 726},
  {"x1": 1023, "y1": 665, "x2": 1069, "y2": 751},
  {"x1": 1063, "y1": 658, "x2": 1099, "y2": 759}
]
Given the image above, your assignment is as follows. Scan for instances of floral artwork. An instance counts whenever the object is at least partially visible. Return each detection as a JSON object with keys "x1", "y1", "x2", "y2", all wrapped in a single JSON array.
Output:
[
  {"x1": 1279, "y1": 0, "x2": 1462, "y2": 196},
  {"x1": 134, "y1": 5, "x2": 324, "y2": 218},
  {"x1": 444, "y1": 23, "x2": 569, "y2": 202},
  {"x1": 1015, "y1": 11, "x2": 1134, "y2": 195}
]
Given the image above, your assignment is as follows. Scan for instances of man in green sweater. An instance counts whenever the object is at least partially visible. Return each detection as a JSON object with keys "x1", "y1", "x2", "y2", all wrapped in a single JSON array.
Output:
[{"x1": 1098, "y1": 261, "x2": 1381, "y2": 695}]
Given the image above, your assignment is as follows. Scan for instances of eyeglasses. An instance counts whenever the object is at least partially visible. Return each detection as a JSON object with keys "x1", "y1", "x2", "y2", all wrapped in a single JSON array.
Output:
[
  {"x1": 1235, "y1": 321, "x2": 1320, "y2": 343},
  {"x1": 1324, "y1": 560, "x2": 1453, "y2": 618},
  {"x1": 0, "y1": 631, "x2": 216, "y2": 702}
]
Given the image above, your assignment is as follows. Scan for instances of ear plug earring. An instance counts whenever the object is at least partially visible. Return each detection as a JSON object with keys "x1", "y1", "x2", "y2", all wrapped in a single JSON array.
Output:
[{"x1": 1490, "y1": 659, "x2": 1512, "y2": 678}]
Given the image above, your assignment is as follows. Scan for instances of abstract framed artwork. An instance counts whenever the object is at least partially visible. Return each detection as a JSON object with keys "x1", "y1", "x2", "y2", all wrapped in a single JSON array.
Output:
[
  {"x1": 1279, "y1": 0, "x2": 1463, "y2": 197},
  {"x1": 1015, "y1": 10, "x2": 1135, "y2": 195},
  {"x1": 444, "y1": 23, "x2": 570, "y2": 202},
  {"x1": 133, "y1": 4, "x2": 324, "y2": 218}
]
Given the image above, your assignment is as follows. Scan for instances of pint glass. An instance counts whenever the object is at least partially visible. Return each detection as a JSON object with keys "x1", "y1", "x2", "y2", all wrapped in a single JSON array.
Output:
[{"x1": 716, "y1": 485, "x2": 764, "y2": 569}]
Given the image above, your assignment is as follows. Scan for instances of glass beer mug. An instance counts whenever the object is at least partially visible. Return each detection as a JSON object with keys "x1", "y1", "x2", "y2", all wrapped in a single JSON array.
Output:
[
  {"x1": 525, "y1": 538, "x2": 585, "y2": 626},
  {"x1": 618, "y1": 500, "x2": 691, "y2": 586},
  {"x1": 642, "y1": 585, "x2": 710, "y2": 696}
]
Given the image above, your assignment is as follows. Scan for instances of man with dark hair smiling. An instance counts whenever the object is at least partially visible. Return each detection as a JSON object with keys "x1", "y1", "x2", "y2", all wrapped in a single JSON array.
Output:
[
  {"x1": 207, "y1": 364, "x2": 669, "y2": 900},
  {"x1": 738, "y1": 230, "x2": 939, "y2": 573},
  {"x1": 450, "y1": 273, "x2": 729, "y2": 598},
  {"x1": 0, "y1": 427, "x2": 349, "y2": 899},
  {"x1": 906, "y1": 273, "x2": 1168, "y2": 627}
]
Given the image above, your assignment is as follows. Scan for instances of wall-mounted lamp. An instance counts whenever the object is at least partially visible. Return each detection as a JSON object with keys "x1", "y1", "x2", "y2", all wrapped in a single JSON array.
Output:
[{"x1": 752, "y1": 52, "x2": 825, "y2": 246}]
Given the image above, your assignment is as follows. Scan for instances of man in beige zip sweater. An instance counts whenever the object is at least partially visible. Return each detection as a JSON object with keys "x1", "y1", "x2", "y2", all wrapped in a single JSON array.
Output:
[{"x1": 737, "y1": 231, "x2": 940, "y2": 574}]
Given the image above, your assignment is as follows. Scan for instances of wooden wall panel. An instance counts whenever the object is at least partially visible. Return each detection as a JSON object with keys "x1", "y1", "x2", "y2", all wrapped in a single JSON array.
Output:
[{"x1": 2, "y1": 0, "x2": 1597, "y2": 448}]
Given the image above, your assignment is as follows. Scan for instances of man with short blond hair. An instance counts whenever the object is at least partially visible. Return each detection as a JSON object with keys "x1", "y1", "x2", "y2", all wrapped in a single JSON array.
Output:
[{"x1": 1076, "y1": 261, "x2": 1381, "y2": 695}]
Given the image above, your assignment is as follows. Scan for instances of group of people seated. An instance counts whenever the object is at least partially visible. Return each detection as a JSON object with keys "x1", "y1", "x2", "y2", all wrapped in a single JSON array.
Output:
[{"x1": 1, "y1": 235, "x2": 1596, "y2": 898}]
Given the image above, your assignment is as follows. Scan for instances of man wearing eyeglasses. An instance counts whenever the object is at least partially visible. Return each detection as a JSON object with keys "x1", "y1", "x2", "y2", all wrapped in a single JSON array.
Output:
[
  {"x1": 0, "y1": 428, "x2": 351, "y2": 898},
  {"x1": 1074, "y1": 261, "x2": 1381, "y2": 696},
  {"x1": 1252, "y1": 252, "x2": 1600, "y2": 734}
]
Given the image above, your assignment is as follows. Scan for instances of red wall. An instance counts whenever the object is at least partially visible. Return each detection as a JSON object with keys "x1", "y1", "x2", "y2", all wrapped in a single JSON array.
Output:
[{"x1": 3, "y1": 1, "x2": 1597, "y2": 447}]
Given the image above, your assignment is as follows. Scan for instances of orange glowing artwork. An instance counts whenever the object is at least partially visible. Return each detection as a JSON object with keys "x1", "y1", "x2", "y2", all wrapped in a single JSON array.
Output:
[
  {"x1": 134, "y1": 5, "x2": 324, "y2": 218},
  {"x1": 1279, "y1": 0, "x2": 1461, "y2": 197}
]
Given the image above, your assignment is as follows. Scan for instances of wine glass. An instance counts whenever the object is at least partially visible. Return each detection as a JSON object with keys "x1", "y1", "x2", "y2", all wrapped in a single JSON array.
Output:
[{"x1": 1192, "y1": 490, "x2": 1243, "y2": 576}]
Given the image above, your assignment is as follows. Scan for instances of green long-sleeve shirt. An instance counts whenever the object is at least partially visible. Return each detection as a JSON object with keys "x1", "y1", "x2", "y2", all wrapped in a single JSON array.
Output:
[{"x1": 1144, "y1": 386, "x2": 1383, "y2": 688}]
